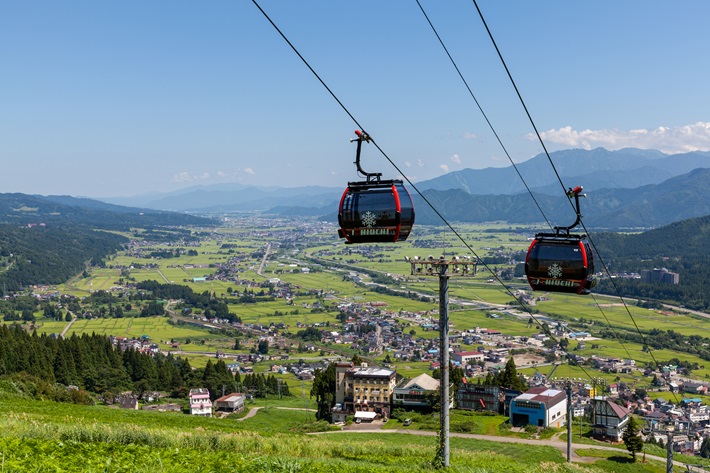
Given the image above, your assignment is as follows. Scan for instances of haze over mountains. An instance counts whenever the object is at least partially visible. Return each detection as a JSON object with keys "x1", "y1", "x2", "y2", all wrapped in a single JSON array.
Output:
[
  {"x1": 0, "y1": 147, "x2": 697, "y2": 231},
  {"x1": 97, "y1": 147, "x2": 710, "y2": 230}
]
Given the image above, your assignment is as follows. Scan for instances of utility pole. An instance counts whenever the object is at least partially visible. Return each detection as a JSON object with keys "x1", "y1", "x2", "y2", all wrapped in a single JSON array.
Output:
[
  {"x1": 666, "y1": 425, "x2": 674, "y2": 473},
  {"x1": 565, "y1": 379, "x2": 572, "y2": 463},
  {"x1": 407, "y1": 255, "x2": 477, "y2": 469}
]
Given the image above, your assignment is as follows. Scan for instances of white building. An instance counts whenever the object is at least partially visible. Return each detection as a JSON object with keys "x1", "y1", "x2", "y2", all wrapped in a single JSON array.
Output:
[
  {"x1": 451, "y1": 351, "x2": 485, "y2": 365},
  {"x1": 393, "y1": 373, "x2": 439, "y2": 407},
  {"x1": 189, "y1": 388, "x2": 213, "y2": 417}
]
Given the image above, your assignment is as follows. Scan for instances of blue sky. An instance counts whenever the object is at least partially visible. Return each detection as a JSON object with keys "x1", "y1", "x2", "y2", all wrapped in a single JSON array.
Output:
[{"x1": 3, "y1": 1, "x2": 710, "y2": 197}]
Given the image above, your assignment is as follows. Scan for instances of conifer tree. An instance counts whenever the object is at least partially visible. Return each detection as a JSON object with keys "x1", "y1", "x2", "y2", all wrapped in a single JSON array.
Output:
[
  {"x1": 622, "y1": 415, "x2": 644, "y2": 461},
  {"x1": 311, "y1": 362, "x2": 336, "y2": 421}
]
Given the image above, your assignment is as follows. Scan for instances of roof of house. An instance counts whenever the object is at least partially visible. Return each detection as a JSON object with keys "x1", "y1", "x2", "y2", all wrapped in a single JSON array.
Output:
[
  {"x1": 514, "y1": 386, "x2": 566, "y2": 408},
  {"x1": 351, "y1": 367, "x2": 395, "y2": 379},
  {"x1": 398, "y1": 373, "x2": 439, "y2": 391},
  {"x1": 455, "y1": 351, "x2": 483, "y2": 357},
  {"x1": 189, "y1": 388, "x2": 210, "y2": 396},
  {"x1": 215, "y1": 393, "x2": 245, "y2": 403},
  {"x1": 605, "y1": 400, "x2": 630, "y2": 419}
]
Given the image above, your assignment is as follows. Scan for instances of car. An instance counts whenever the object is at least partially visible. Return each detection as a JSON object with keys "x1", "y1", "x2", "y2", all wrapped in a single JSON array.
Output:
[
  {"x1": 403, "y1": 418, "x2": 412, "y2": 426},
  {"x1": 355, "y1": 418, "x2": 361, "y2": 424}
]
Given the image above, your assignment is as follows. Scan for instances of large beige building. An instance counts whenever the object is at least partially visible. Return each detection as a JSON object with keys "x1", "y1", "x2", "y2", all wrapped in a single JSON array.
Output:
[{"x1": 333, "y1": 362, "x2": 396, "y2": 423}]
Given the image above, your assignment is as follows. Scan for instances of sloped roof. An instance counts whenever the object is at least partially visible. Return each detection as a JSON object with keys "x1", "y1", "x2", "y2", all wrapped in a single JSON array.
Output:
[
  {"x1": 606, "y1": 400, "x2": 630, "y2": 419},
  {"x1": 215, "y1": 393, "x2": 245, "y2": 403},
  {"x1": 515, "y1": 386, "x2": 566, "y2": 408},
  {"x1": 401, "y1": 373, "x2": 439, "y2": 391}
]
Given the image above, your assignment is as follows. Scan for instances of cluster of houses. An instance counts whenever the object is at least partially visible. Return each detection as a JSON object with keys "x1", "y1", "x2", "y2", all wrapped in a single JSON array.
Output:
[
  {"x1": 324, "y1": 355, "x2": 710, "y2": 456},
  {"x1": 109, "y1": 335, "x2": 159, "y2": 354},
  {"x1": 187, "y1": 388, "x2": 247, "y2": 417}
]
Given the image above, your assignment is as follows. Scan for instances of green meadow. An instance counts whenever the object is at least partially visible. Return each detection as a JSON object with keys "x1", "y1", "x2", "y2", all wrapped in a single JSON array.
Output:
[
  {"x1": 0, "y1": 390, "x2": 672, "y2": 473},
  {"x1": 21, "y1": 221, "x2": 710, "y2": 419}
]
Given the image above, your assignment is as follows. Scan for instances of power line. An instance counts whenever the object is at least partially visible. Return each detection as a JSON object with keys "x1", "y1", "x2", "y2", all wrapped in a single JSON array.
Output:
[
  {"x1": 250, "y1": 0, "x2": 621, "y2": 388},
  {"x1": 414, "y1": 0, "x2": 552, "y2": 232},
  {"x1": 416, "y1": 0, "x2": 635, "y2": 367},
  {"x1": 469, "y1": 0, "x2": 677, "y2": 402}
]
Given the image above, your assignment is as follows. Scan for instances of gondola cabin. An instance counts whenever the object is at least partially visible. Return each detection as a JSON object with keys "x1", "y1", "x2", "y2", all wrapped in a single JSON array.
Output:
[
  {"x1": 525, "y1": 234, "x2": 596, "y2": 294},
  {"x1": 338, "y1": 179, "x2": 414, "y2": 244}
]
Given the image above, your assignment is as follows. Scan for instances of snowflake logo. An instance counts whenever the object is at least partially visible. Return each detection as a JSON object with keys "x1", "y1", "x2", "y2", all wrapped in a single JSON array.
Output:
[
  {"x1": 548, "y1": 263, "x2": 563, "y2": 279},
  {"x1": 361, "y1": 211, "x2": 377, "y2": 227}
]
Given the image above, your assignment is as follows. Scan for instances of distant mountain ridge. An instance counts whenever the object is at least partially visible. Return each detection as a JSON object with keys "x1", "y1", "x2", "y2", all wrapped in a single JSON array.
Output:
[
  {"x1": 87, "y1": 147, "x2": 710, "y2": 229},
  {"x1": 0, "y1": 193, "x2": 212, "y2": 229},
  {"x1": 415, "y1": 148, "x2": 710, "y2": 194},
  {"x1": 412, "y1": 167, "x2": 710, "y2": 228},
  {"x1": 103, "y1": 184, "x2": 342, "y2": 212}
]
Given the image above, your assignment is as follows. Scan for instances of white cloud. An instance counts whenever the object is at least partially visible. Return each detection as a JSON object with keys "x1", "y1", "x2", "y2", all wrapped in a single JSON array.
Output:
[
  {"x1": 405, "y1": 161, "x2": 412, "y2": 167},
  {"x1": 439, "y1": 164, "x2": 450, "y2": 173},
  {"x1": 462, "y1": 132, "x2": 477, "y2": 140},
  {"x1": 417, "y1": 159, "x2": 425, "y2": 167},
  {"x1": 171, "y1": 172, "x2": 211, "y2": 183},
  {"x1": 243, "y1": 167, "x2": 256, "y2": 175},
  {"x1": 450, "y1": 154, "x2": 461, "y2": 164},
  {"x1": 531, "y1": 122, "x2": 710, "y2": 154}
]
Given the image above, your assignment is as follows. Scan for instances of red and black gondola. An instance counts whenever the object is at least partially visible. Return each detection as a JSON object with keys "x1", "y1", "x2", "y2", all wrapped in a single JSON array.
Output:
[
  {"x1": 524, "y1": 186, "x2": 596, "y2": 295},
  {"x1": 338, "y1": 179, "x2": 414, "y2": 243},
  {"x1": 337, "y1": 131, "x2": 415, "y2": 244},
  {"x1": 525, "y1": 234, "x2": 595, "y2": 294}
]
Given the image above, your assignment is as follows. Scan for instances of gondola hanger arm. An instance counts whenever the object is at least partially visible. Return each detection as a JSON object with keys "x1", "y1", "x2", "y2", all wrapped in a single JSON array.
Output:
[{"x1": 351, "y1": 130, "x2": 381, "y2": 182}]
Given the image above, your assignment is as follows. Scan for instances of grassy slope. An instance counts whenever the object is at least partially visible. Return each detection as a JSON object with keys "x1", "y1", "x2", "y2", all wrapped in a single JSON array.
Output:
[{"x1": 0, "y1": 391, "x2": 625, "y2": 473}]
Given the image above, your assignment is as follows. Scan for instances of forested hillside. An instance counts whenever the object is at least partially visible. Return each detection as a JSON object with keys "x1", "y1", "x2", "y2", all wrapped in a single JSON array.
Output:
[
  {"x1": 412, "y1": 168, "x2": 710, "y2": 229},
  {"x1": 592, "y1": 214, "x2": 710, "y2": 309},
  {"x1": 0, "y1": 323, "x2": 288, "y2": 403},
  {"x1": 0, "y1": 193, "x2": 213, "y2": 229},
  {"x1": 0, "y1": 225, "x2": 127, "y2": 293},
  {"x1": 0, "y1": 192, "x2": 215, "y2": 293}
]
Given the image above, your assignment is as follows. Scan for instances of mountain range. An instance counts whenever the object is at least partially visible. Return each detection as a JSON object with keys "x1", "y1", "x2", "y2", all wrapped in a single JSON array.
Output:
[
  {"x1": 415, "y1": 147, "x2": 710, "y2": 195},
  {"x1": 49, "y1": 147, "x2": 710, "y2": 229},
  {"x1": 0, "y1": 193, "x2": 212, "y2": 230}
]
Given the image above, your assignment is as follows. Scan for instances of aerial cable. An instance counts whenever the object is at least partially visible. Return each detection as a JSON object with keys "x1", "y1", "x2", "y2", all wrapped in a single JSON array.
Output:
[
  {"x1": 415, "y1": 0, "x2": 552, "y2": 232},
  {"x1": 416, "y1": 0, "x2": 636, "y2": 369},
  {"x1": 252, "y1": 0, "x2": 601, "y2": 385},
  {"x1": 249, "y1": 0, "x2": 365, "y2": 132},
  {"x1": 470, "y1": 0, "x2": 569, "y2": 204},
  {"x1": 470, "y1": 0, "x2": 677, "y2": 401},
  {"x1": 249, "y1": 0, "x2": 478, "y2": 257}
]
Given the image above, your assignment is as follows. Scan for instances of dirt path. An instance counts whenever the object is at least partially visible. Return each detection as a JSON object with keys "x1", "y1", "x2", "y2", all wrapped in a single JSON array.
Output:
[
  {"x1": 237, "y1": 406, "x2": 262, "y2": 421},
  {"x1": 312, "y1": 428, "x2": 696, "y2": 469}
]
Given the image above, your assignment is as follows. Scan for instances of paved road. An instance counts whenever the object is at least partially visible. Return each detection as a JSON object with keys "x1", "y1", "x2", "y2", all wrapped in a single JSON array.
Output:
[
  {"x1": 256, "y1": 243, "x2": 271, "y2": 277},
  {"x1": 312, "y1": 426, "x2": 704, "y2": 470},
  {"x1": 60, "y1": 312, "x2": 77, "y2": 338}
]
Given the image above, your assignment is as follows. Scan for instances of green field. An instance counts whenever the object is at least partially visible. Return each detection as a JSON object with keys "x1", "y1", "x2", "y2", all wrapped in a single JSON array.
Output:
[
  {"x1": 0, "y1": 390, "x2": 675, "y2": 473},
  {"x1": 17, "y1": 220, "x2": 710, "y2": 422}
]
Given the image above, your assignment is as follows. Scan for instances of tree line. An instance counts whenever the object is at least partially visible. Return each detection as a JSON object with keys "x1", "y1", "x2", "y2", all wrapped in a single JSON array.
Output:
[{"x1": 0, "y1": 324, "x2": 272, "y2": 403}]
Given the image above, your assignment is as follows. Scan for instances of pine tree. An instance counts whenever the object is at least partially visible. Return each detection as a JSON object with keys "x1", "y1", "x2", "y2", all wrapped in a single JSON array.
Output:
[
  {"x1": 700, "y1": 437, "x2": 710, "y2": 458},
  {"x1": 622, "y1": 415, "x2": 644, "y2": 461},
  {"x1": 310, "y1": 363, "x2": 336, "y2": 421}
]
